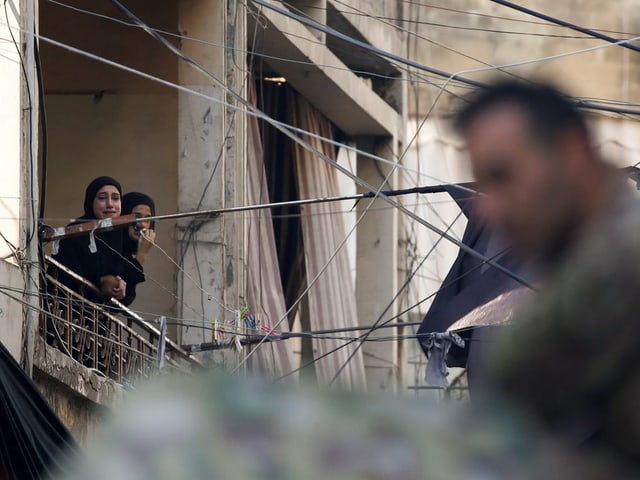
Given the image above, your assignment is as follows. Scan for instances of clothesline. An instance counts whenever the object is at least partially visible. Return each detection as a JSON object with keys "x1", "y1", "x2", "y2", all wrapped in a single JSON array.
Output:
[
  {"x1": 40, "y1": 166, "x2": 640, "y2": 244},
  {"x1": 38, "y1": 182, "x2": 476, "y2": 243},
  {"x1": 179, "y1": 327, "x2": 476, "y2": 353}
]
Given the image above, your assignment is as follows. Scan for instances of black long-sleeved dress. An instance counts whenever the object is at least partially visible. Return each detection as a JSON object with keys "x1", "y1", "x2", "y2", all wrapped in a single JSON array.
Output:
[{"x1": 51, "y1": 216, "x2": 125, "y2": 303}]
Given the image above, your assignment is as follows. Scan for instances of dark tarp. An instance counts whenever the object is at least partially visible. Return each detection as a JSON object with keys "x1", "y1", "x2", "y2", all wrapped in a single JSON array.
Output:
[
  {"x1": 417, "y1": 185, "x2": 533, "y2": 386},
  {"x1": 0, "y1": 341, "x2": 78, "y2": 479}
]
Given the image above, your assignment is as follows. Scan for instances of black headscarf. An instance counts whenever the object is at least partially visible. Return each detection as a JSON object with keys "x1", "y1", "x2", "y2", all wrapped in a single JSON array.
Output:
[
  {"x1": 121, "y1": 192, "x2": 155, "y2": 224},
  {"x1": 118, "y1": 193, "x2": 155, "y2": 307},
  {"x1": 51, "y1": 176, "x2": 125, "y2": 300},
  {"x1": 121, "y1": 192, "x2": 156, "y2": 255},
  {"x1": 82, "y1": 176, "x2": 122, "y2": 219}
]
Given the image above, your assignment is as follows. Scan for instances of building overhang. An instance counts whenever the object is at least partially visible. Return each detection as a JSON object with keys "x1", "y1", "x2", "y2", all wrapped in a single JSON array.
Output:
[{"x1": 248, "y1": 0, "x2": 399, "y2": 137}]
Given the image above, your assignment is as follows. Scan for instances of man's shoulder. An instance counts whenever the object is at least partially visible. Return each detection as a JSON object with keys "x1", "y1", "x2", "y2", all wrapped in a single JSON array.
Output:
[{"x1": 574, "y1": 189, "x2": 640, "y2": 263}]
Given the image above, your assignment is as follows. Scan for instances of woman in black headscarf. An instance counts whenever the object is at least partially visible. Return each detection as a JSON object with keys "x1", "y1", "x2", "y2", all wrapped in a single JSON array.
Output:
[
  {"x1": 120, "y1": 192, "x2": 156, "y2": 306},
  {"x1": 52, "y1": 176, "x2": 127, "y2": 302}
]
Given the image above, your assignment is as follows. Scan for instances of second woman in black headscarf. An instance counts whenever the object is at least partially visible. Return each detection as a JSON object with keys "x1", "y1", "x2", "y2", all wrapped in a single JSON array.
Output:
[{"x1": 119, "y1": 192, "x2": 156, "y2": 306}]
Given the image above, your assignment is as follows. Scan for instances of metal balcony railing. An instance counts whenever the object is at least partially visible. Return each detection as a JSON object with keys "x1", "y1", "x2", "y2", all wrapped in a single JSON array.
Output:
[{"x1": 41, "y1": 255, "x2": 202, "y2": 384}]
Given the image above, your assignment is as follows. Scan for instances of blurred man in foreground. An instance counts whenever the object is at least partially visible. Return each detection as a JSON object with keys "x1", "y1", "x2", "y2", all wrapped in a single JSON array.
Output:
[{"x1": 455, "y1": 80, "x2": 640, "y2": 471}]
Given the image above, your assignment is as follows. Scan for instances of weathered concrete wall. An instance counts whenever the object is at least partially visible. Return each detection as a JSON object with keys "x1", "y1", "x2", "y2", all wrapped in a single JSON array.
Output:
[
  {"x1": 407, "y1": 0, "x2": 640, "y2": 116},
  {"x1": 328, "y1": 0, "x2": 403, "y2": 55},
  {"x1": 33, "y1": 339, "x2": 124, "y2": 444},
  {"x1": 0, "y1": 0, "x2": 21, "y2": 263},
  {"x1": 0, "y1": 262, "x2": 26, "y2": 361},
  {"x1": 0, "y1": 0, "x2": 34, "y2": 364}
]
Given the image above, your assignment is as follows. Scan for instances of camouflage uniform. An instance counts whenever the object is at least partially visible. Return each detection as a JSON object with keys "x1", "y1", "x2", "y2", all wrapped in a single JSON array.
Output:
[{"x1": 488, "y1": 182, "x2": 640, "y2": 470}]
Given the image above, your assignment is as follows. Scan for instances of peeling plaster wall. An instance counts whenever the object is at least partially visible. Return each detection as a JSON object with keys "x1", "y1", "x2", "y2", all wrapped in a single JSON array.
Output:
[{"x1": 33, "y1": 339, "x2": 124, "y2": 444}]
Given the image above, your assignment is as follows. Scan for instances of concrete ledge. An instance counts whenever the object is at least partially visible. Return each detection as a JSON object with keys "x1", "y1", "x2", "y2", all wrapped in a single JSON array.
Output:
[
  {"x1": 33, "y1": 338, "x2": 125, "y2": 407},
  {"x1": 33, "y1": 338, "x2": 125, "y2": 443}
]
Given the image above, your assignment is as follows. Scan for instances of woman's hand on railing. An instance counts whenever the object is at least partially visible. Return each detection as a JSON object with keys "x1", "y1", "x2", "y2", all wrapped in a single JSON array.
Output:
[{"x1": 100, "y1": 275, "x2": 127, "y2": 300}]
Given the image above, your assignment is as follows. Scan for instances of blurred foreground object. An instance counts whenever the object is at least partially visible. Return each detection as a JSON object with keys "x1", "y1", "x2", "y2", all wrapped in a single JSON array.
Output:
[
  {"x1": 446, "y1": 287, "x2": 532, "y2": 332},
  {"x1": 60, "y1": 374, "x2": 627, "y2": 479},
  {"x1": 0, "y1": 341, "x2": 77, "y2": 478}
]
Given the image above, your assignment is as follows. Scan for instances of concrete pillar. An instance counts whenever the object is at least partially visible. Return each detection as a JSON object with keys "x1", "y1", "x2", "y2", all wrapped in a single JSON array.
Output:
[
  {"x1": 177, "y1": 0, "x2": 246, "y2": 354},
  {"x1": 355, "y1": 136, "x2": 399, "y2": 393},
  {"x1": 20, "y1": 0, "x2": 39, "y2": 374}
]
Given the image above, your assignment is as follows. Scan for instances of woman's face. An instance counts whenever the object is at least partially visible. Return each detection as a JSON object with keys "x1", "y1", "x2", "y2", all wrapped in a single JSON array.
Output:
[
  {"x1": 93, "y1": 185, "x2": 121, "y2": 219},
  {"x1": 128, "y1": 204, "x2": 152, "y2": 240}
]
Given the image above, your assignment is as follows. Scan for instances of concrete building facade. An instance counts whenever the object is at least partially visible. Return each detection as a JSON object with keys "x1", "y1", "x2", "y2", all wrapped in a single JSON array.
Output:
[
  {"x1": 5, "y1": 1, "x2": 640, "y2": 430},
  {"x1": 1, "y1": 0, "x2": 411, "y2": 439}
]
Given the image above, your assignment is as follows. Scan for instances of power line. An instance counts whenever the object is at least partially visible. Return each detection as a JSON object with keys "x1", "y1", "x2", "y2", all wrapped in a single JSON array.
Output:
[
  {"x1": 12, "y1": 25, "x2": 517, "y2": 290},
  {"x1": 292, "y1": 0, "x2": 521, "y2": 85},
  {"x1": 399, "y1": 0, "x2": 639, "y2": 38},
  {"x1": 253, "y1": 0, "x2": 640, "y2": 116},
  {"x1": 96, "y1": 2, "x2": 535, "y2": 378},
  {"x1": 327, "y1": 207, "x2": 467, "y2": 385},
  {"x1": 253, "y1": 0, "x2": 482, "y2": 86},
  {"x1": 276, "y1": 246, "x2": 515, "y2": 381},
  {"x1": 490, "y1": 0, "x2": 640, "y2": 54},
  {"x1": 281, "y1": 208, "x2": 466, "y2": 381},
  {"x1": 45, "y1": 0, "x2": 640, "y2": 116},
  {"x1": 6, "y1": 19, "x2": 635, "y2": 195},
  {"x1": 47, "y1": 0, "x2": 475, "y2": 101},
  {"x1": 32, "y1": 1, "x2": 636, "y2": 378},
  {"x1": 39, "y1": 182, "x2": 476, "y2": 242},
  {"x1": 10, "y1": 2, "x2": 640, "y2": 118}
]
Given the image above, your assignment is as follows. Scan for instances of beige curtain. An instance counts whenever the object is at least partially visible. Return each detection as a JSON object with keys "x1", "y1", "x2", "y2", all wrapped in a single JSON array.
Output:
[
  {"x1": 245, "y1": 80, "x2": 296, "y2": 378},
  {"x1": 289, "y1": 91, "x2": 367, "y2": 390}
]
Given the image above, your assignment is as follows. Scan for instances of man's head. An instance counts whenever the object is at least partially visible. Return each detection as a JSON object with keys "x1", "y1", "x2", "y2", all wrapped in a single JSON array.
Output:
[{"x1": 455, "y1": 81, "x2": 603, "y2": 259}]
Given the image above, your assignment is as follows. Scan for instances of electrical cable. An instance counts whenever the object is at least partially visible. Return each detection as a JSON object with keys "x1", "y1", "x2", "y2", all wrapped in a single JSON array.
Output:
[
  {"x1": 12, "y1": 0, "x2": 639, "y2": 119},
  {"x1": 490, "y1": 0, "x2": 640, "y2": 54},
  {"x1": 235, "y1": 1, "x2": 561, "y2": 372},
  {"x1": 0, "y1": 1, "x2": 624, "y2": 386},
  {"x1": 252, "y1": 0, "x2": 640, "y2": 116},
  {"x1": 328, "y1": 0, "x2": 527, "y2": 83},
  {"x1": 275, "y1": 245, "x2": 513, "y2": 381},
  {"x1": 26, "y1": 2, "x2": 636, "y2": 376},
  {"x1": 47, "y1": 0, "x2": 471, "y2": 94},
  {"x1": 92, "y1": 235, "x2": 221, "y2": 320},
  {"x1": 106, "y1": 0, "x2": 464, "y2": 192},
  {"x1": 9, "y1": 19, "x2": 633, "y2": 194},
  {"x1": 327, "y1": 206, "x2": 466, "y2": 385},
  {"x1": 0, "y1": 286, "x2": 156, "y2": 356},
  {"x1": 84, "y1": 2, "x2": 535, "y2": 376},
  {"x1": 34, "y1": 36, "x2": 47, "y2": 220},
  {"x1": 280, "y1": 215, "x2": 470, "y2": 380},
  {"x1": 399, "y1": 0, "x2": 640, "y2": 37},
  {"x1": 247, "y1": 0, "x2": 476, "y2": 100}
]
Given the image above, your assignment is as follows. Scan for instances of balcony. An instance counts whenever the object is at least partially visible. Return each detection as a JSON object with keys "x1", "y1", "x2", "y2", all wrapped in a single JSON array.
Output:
[{"x1": 41, "y1": 255, "x2": 202, "y2": 385}]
